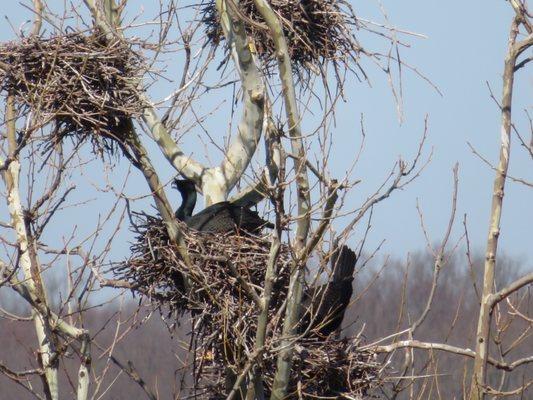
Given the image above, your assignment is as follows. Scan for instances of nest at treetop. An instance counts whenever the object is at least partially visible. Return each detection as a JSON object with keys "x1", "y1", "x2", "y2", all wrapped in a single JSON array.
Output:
[
  {"x1": 202, "y1": 0, "x2": 361, "y2": 75},
  {"x1": 0, "y1": 31, "x2": 144, "y2": 155},
  {"x1": 114, "y1": 213, "x2": 381, "y2": 398}
]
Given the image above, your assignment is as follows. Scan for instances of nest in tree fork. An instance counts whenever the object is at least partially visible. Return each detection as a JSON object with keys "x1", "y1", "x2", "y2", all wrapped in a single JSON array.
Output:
[
  {"x1": 114, "y1": 214, "x2": 381, "y2": 398},
  {"x1": 202, "y1": 0, "x2": 361, "y2": 74},
  {"x1": 0, "y1": 31, "x2": 144, "y2": 155}
]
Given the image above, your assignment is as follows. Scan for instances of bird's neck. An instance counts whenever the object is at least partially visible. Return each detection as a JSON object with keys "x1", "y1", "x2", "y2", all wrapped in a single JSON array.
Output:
[{"x1": 177, "y1": 188, "x2": 196, "y2": 220}]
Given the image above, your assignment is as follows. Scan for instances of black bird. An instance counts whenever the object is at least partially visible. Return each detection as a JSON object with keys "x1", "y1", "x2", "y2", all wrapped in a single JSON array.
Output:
[
  {"x1": 173, "y1": 179, "x2": 196, "y2": 222},
  {"x1": 299, "y1": 245, "x2": 357, "y2": 337},
  {"x1": 172, "y1": 178, "x2": 274, "y2": 233}
]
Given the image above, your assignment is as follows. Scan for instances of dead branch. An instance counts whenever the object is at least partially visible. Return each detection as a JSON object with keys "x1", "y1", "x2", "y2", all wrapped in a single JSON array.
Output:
[{"x1": 470, "y1": 6, "x2": 533, "y2": 398}]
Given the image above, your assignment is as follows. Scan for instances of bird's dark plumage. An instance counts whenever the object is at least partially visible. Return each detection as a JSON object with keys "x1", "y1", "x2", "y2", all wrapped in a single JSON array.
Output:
[
  {"x1": 172, "y1": 178, "x2": 274, "y2": 233},
  {"x1": 173, "y1": 179, "x2": 196, "y2": 222},
  {"x1": 300, "y1": 245, "x2": 357, "y2": 337}
]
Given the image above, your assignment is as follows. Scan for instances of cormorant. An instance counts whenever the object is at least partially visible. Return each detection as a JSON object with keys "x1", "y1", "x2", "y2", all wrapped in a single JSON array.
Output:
[
  {"x1": 299, "y1": 245, "x2": 357, "y2": 337},
  {"x1": 172, "y1": 178, "x2": 274, "y2": 233}
]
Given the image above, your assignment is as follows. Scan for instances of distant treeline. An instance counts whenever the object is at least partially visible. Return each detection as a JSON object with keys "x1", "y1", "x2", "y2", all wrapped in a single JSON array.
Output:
[{"x1": 1, "y1": 251, "x2": 531, "y2": 399}]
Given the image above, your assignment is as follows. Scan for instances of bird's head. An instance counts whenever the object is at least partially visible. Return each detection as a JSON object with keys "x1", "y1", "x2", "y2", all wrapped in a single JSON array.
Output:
[{"x1": 172, "y1": 178, "x2": 196, "y2": 195}]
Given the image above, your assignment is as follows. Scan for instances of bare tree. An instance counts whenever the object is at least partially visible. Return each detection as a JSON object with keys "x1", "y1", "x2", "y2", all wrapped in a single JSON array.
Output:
[
  {"x1": 0, "y1": 0, "x2": 420, "y2": 397},
  {"x1": 364, "y1": 2, "x2": 533, "y2": 399},
  {"x1": 469, "y1": 1, "x2": 533, "y2": 398}
]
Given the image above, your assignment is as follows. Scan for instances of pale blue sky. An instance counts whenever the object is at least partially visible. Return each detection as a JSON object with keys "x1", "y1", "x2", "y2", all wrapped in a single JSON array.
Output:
[{"x1": 0, "y1": 1, "x2": 531, "y2": 266}]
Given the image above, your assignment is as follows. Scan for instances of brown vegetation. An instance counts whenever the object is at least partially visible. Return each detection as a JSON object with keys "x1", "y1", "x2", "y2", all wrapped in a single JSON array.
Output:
[
  {"x1": 2, "y1": 252, "x2": 531, "y2": 399},
  {"x1": 202, "y1": 0, "x2": 361, "y2": 73},
  {"x1": 112, "y1": 214, "x2": 380, "y2": 398},
  {"x1": 0, "y1": 31, "x2": 144, "y2": 155}
]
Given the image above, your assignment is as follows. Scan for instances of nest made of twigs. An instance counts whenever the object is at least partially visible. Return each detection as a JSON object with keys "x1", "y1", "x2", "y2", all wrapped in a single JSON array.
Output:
[
  {"x1": 201, "y1": 0, "x2": 361, "y2": 75},
  {"x1": 114, "y1": 213, "x2": 381, "y2": 398},
  {"x1": 289, "y1": 338, "x2": 381, "y2": 399},
  {"x1": 0, "y1": 30, "x2": 144, "y2": 155},
  {"x1": 114, "y1": 213, "x2": 292, "y2": 313},
  {"x1": 200, "y1": 337, "x2": 381, "y2": 399}
]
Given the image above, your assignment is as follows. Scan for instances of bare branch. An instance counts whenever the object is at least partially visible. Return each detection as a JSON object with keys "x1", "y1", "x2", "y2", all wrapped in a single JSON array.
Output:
[
  {"x1": 215, "y1": 0, "x2": 266, "y2": 194},
  {"x1": 410, "y1": 164, "x2": 459, "y2": 334},
  {"x1": 470, "y1": 7, "x2": 533, "y2": 398},
  {"x1": 246, "y1": 0, "x2": 312, "y2": 396},
  {"x1": 83, "y1": 0, "x2": 206, "y2": 184},
  {"x1": 489, "y1": 272, "x2": 533, "y2": 308},
  {"x1": 372, "y1": 340, "x2": 533, "y2": 372}
]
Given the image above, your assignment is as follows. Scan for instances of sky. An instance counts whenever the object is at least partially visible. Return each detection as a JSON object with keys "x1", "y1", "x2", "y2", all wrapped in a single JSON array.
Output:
[
  {"x1": 0, "y1": 0, "x2": 531, "y2": 268},
  {"x1": 342, "y1": 1, "x2": 532, "y2": 263}
]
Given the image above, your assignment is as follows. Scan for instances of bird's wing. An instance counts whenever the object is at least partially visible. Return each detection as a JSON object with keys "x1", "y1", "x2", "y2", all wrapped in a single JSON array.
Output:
[{"x1": 186, "y1": 202, "x2": 234, "y2": 231}]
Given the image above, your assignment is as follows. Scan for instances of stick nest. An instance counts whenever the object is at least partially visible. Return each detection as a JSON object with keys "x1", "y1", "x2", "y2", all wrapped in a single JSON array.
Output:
[
  {"x1": 0, "y1": 31, "x2": 144, "y2": 155},
  {"x1": 114, "y1": 213, "x2": 381, "y2": 398},
  {"x1": 202, "y1": 0, "x2": 361, "y2": 74}
]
